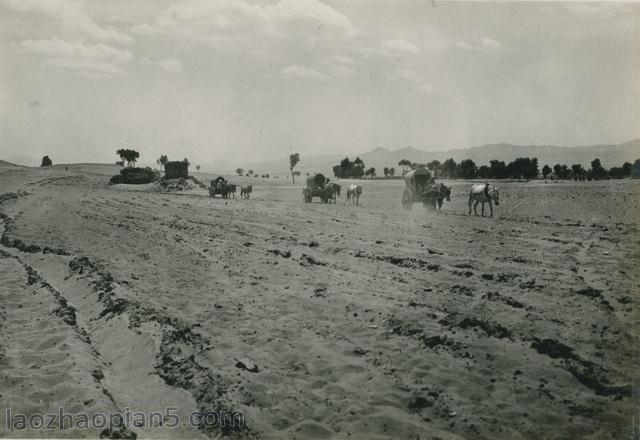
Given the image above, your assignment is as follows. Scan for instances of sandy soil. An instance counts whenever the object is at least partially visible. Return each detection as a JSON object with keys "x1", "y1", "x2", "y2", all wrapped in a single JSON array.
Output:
[{"x1": 0, "y1": 163, "x2": 638, "y2": 439}]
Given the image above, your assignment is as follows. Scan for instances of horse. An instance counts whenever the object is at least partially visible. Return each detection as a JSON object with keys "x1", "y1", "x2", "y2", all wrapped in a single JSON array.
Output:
[
  {"x1": 434, "y1": 183, "x2": 451, "y2": 211},
  {"x1": 326, "y1": 183, "x2": 341, "y2": 203},
  {"x1": 240, "y1": 185, "x2": 253, "y2": 199},
  {"x1": 468, "y1": 183, "x2": 499, "y2": 217},
  {"x1": 228, "y1": 184, "x2": 237, "y2": 198},
  {"x1": 346, "y1": 184, "x2": 362, "y2": 205}
]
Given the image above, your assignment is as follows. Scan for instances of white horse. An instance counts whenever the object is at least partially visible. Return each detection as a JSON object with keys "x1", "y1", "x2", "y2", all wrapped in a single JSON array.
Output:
[
  {"x1": 346, "y1": 184, "x2": 362, "y2": 205},
  {"x1": 468, "y1": 183, "x2": 499, "y2": 217}
]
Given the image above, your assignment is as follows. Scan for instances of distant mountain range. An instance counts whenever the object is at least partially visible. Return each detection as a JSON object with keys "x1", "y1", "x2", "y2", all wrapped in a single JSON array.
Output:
[
  {"x1": 226, "y1": 139, "x2": 640, "y2": 176},
  {"x1": 4, "y1": 139, "x2": 639, "y2": 176}
]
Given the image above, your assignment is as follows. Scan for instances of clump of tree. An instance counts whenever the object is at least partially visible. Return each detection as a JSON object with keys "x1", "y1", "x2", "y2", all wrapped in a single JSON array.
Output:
[
  {"x1": 40, "y1": 155, "x2": 52, "y2": 167},
  {"x1": 589, "y1": 158, "x2": 607, "y2": 180},
  {"x1": 117, "y1": 149, "x2": 140, "y2": 167},
  {"x1": 608, "y1": 162, "x2": 632, "y2": 179},
  {"x1": 333, "y1": 156, "x2": 365, "y2": 178},
  {"x1": 570, "y1": 164, "x2": 586, "y2": 180},
  {"x1": 457, "y1": 159, "x2": 477, "y2": 179},
  {"x1": 382, "y1": 167, "x2": 396, "y2": 177},
  {"x1": 365, "y1": 167, "x2": 376, "y2": 177},
  {"x1": 236, "y1": 168, "x2": 244, "y2": 176},
  {"x1": 290, "y1": 153, "x2": 300, "y2": 183},
  {"x1": 507, "y1": 157, "x2": 539, "y2": 179},
  {"x1": 552, "y1": 164, "x2": 572, "y2": 180},
  {"x1": 440, "y1": 158, "x2": 457, "y2": 178},
  {"x1": 633, "y1": 159, "x2": 640, "y2": 178},
  {"x1": 157, "y1": 154, "x2": 168, "y2": 170},
  {"x1": 544, "y1": 158, "x2": 635, "y2": 181}
]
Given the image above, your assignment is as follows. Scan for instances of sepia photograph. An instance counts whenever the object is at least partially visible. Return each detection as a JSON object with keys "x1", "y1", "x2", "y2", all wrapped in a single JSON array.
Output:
[{"x1": 0, "y1": 0, "x2": 638, "y2": 438}]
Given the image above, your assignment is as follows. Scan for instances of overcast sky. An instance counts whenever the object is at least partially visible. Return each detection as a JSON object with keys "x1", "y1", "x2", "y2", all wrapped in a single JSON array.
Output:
[{"x1": 0, "y1": 0, "x2": 638, "y2": 165}]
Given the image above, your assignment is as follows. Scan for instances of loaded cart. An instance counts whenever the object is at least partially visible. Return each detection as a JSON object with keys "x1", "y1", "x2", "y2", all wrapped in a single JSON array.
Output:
[
  {"x1": 209, "y1": 176, "x2": 230, "y2": 198},
  {"x1": 303, "y1": 173, "x2": 332, "y2": 203},
  {"x1": 401, "y1": 167, "x2": 438, "y2": 210}
]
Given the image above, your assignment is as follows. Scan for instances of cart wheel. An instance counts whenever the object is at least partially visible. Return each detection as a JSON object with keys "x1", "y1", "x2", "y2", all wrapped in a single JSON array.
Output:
[{"x1": 402, "y1": 188, "x2": 413, "y2": 211}]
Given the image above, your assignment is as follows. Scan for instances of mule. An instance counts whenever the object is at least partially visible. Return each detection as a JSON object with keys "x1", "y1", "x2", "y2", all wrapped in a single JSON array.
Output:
[
  {"x1": 346, "y1": 184, "x2": 362, "y2": 205},
  {"x1": 327, "y1": 183, "x2": 341, "y2": 203},
  {"x1": 468, "y1": 183, "x2": 499, "y2": 217},
  {"x1": 240, "y1": 185, "x2": 253, "y2": 199},
  {"x1": 434, "y1": 183, "x2": 451, "y2": 211}
]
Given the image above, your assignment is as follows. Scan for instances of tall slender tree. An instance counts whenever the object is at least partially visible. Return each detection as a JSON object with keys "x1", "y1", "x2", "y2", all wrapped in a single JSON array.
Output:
[{"x1": 289, "y1": 153, "x2": 300, "y2": 183}]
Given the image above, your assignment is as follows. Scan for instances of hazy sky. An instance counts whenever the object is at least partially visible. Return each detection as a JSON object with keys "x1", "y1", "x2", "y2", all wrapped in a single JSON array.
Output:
[{"x1": 0, "y1": 0, "x2": 638, "y2": 165}]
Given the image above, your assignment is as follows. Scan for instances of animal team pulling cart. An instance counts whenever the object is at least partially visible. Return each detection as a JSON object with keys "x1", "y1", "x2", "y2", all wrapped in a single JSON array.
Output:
[
  {"x1": 209, "y1": 176, "x2": 233, "y2": 198},
  {"x1": 401, "y1": 167, "x2": 450, "y2": 211},
  {"x1": 303, "y1": 173, "x2": 333, "y2": 203}
]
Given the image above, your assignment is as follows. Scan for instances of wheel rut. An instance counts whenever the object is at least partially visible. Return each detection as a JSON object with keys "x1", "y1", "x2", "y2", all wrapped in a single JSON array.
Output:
[{"x1": 1, "y1": 193, "x2": 247, "y2": 438}]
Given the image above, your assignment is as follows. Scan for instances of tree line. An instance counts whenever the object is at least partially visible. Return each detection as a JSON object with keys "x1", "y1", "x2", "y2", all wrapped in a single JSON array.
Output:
[{"x1": 391, "y1": 157, "x2": 639, "y2": 180}]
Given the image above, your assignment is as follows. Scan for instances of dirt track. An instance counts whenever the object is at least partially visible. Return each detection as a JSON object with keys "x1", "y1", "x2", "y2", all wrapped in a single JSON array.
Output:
[{"x1": 0, "y1": 163, "x2": 638, "y2": 439}]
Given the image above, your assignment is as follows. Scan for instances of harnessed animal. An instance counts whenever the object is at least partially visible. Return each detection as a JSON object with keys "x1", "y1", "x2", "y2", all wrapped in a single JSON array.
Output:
[
  {"x1": 434, "y1": 183, "x2": 451, "y2": 211},
  {"x1": 240, "y1": 185, "x2": 253, "y2": 199},
  {"x1": 468, "y1": 183, "x2": 499, "y2": 217},
  {"x1": 326, "y1": 183, "x2": 341, "y2": 203},
  {"x1": 346, "y1": 184, "x2": 362, "y2": 205}
]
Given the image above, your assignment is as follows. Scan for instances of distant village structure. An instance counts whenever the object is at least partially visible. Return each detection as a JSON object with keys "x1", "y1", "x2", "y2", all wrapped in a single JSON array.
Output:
[{"x1": 164, "y1": 161, "x2": 189, "y2": 179}]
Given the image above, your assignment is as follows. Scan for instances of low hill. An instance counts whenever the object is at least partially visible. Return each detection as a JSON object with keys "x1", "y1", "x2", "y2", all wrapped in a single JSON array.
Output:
[
  {"x1": 5, "y1": 155, "x2": 39, "y2": 167},
  {"x1": 0, "y1": 159, "x2": 25, "y2": 169}
]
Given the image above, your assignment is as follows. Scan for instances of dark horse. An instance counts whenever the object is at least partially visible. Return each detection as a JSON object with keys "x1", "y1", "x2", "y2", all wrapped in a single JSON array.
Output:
[
  {"x1": 434, "y1": 183, "x2": 451, "y2": 211},
  {"x1": 326, "y1": 183, "x2": 341, "y2": 203},
  {"x1": 423, "y1": 183, "x2": 451, "y2": 211}
]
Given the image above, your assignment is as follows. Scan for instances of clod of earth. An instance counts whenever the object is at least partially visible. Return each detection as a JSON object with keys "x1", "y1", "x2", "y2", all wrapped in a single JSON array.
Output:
[
  {"x1": 408, "y1": 397, "x2": 433, "y2": 411},
  {"x1": 235, "y1": 358, "x2": 259, "y2": 373}
]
